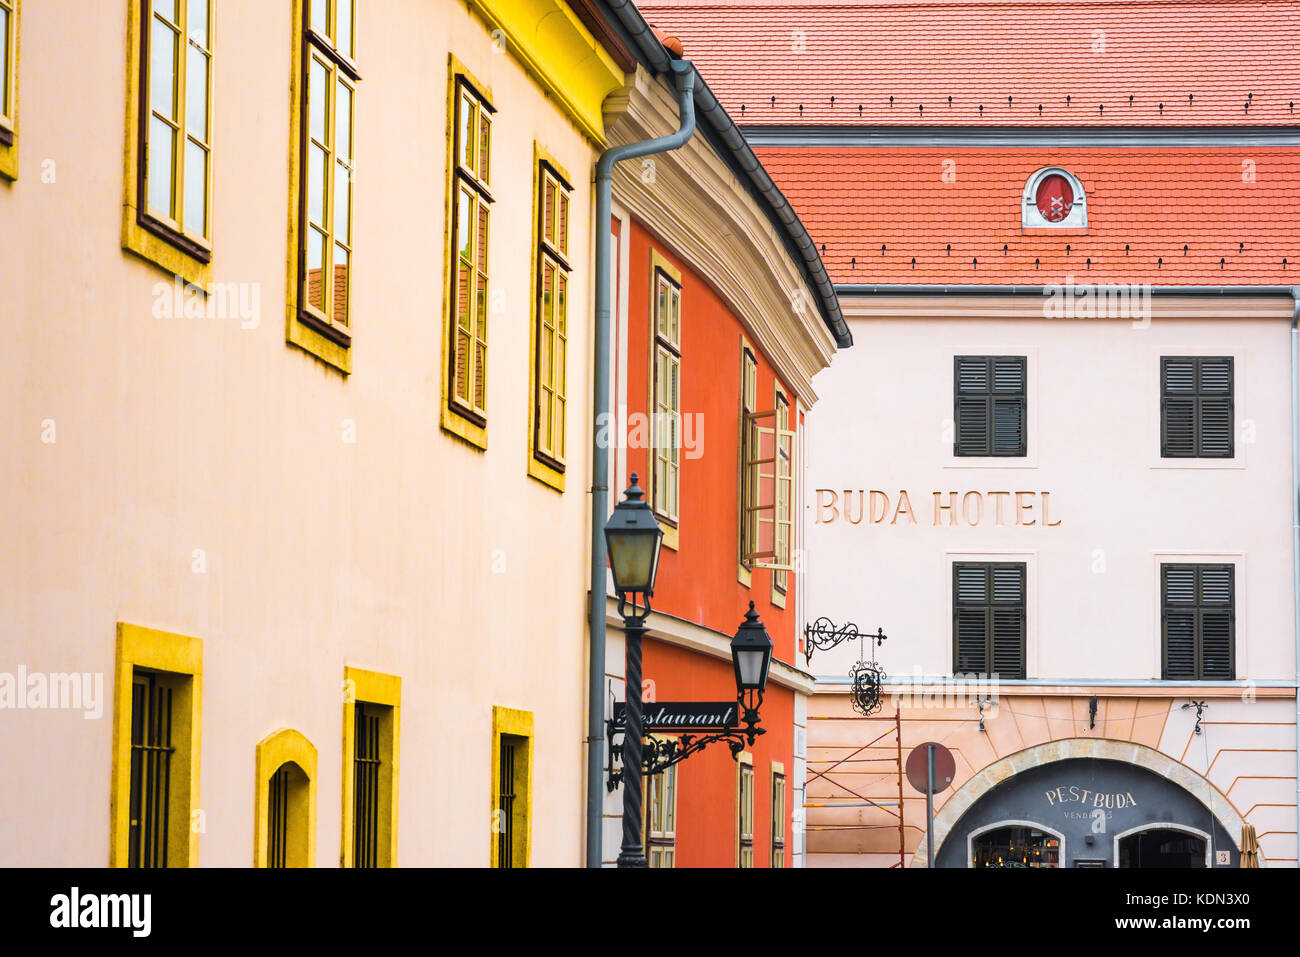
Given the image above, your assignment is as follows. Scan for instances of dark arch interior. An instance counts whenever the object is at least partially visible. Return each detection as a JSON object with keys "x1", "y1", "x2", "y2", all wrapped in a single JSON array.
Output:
[{"x1": 1118, "y1": 828, "x2": 1207, "y2": 868}]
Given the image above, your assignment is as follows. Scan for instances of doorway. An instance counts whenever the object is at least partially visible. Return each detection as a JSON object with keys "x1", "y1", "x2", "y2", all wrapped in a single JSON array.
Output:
[{"x1": 1117, "y1": 827, "x2": 1208, "y2": 868}]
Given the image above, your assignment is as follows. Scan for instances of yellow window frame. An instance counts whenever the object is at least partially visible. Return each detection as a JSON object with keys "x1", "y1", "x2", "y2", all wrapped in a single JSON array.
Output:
[
  {"x1": 341, "y1": 666, "x2": 400, "y2": 867},
  {"x1": 736, "y1": 750, "x2": 754, "y2": 868},
  {"x1": 286, "y1": 0, "x2": 358, "y2": 373},
  {"x1": 0, "y1": 0, "x2": 19, "y2": 181},
  {"x1": 109, "y1": 622, "x2": 203, "y2": 868},
  {"x1": 527, "y1": 146, "x2": 572, "y2": 491},
  {"x1": 645, "y1": 754, "x2": 678, "y2": 868},
  {"x1": 648, "y1": 249, "x2": 682, "y2": 549},
  {"x1": 770, "y1": 387, "x2": 794, "y2": 605},
  {"x1": 254, "y1": 728, "x2": 318, "y2": 867},
  {"x1": 122, "y1": 0, "x2": 214, "y2": 285},
  {"x1": 771, "y1": 762, "x2": 786, "y2": 868},
  {"x1": 490, "y1": 706, "x2": 534, "y2": 868},
  {"x1": 441, "y1": 56, "x2": 495, "y2": 450}
]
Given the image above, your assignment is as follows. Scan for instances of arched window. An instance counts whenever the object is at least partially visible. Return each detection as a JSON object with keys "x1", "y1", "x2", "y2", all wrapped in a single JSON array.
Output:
[
  {"x1": 255, "y1": 729, "x2": 317, "y2": 867},
  {"x1": 1022, "y1": 167, "x2": 1088, "y2": 229},
  {"x1": 970, "y1": 823, "x2": 1062, "y2": 868}
]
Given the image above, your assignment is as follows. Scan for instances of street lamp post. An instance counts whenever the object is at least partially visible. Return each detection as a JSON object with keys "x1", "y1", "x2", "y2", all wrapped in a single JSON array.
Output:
[{"x1": 604, "y1": 474, "x2": 664, "y2": 869}]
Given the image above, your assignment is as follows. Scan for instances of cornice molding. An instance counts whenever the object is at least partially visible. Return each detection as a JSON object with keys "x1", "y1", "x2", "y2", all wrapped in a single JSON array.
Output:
[
  {"x1": 605, "y1": 68, "x2": 837, "y2": 404},
  {"x1": 605, "y1": 595, "x2": 816, "y2": 696},
  {"x1": 839, "y1": 293, "x2": 1297, "y2": 321}
]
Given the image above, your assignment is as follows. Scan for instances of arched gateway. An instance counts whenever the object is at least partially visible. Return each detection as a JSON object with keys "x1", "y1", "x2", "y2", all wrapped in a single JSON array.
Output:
[{"x1": 911, "y1": 739, "x2": 1254, "y2": 868}]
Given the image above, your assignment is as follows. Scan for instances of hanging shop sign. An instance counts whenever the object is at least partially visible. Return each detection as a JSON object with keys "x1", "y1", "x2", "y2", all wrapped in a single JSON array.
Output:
[{"x1": 815, "y1": 489, "x2": 1063, "y2": 528}]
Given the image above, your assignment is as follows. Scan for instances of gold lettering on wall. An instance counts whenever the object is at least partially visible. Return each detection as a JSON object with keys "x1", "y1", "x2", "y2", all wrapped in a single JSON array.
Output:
[{"x1": 818, "y1": 490, "x2": 1064, "y2": 528}]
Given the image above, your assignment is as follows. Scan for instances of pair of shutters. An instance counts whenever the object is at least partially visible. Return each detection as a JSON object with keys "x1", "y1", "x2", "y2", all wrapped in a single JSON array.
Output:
[
  {"x1": 953, "y1": 563, "x2": 1026, "y2": 679},
  {"x1": 1161, "y1": 564, "x2": 1235, "y2": 680},
  {"x1": 954, "y1": 356, "x2": 1027, "y2": 456},
  {"x1": 1161, "y1": 357, "x2": 1234, "y2": 458}
]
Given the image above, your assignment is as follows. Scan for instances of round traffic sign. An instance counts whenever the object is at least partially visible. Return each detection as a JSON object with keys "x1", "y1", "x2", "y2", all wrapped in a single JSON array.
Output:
[{"x1": 905, "y1": 742, "x2": 955, "y2": 794}]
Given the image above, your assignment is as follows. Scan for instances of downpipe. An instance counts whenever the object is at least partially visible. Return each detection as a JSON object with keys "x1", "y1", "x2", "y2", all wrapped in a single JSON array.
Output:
[
  {"x1": 586, "y1": 60, "x2": 697, "y2": 867},
  {"x1": 1292, "y1": 288, "x2": 1300, "y2": 867}
]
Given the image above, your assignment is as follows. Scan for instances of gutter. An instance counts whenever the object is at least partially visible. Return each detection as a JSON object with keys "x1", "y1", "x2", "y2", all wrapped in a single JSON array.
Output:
[
  {"x1": 586, "y1": 58, "x2": 697, "y2": 869},
  {"x1": 837, "y1": 284, "x2": 1300, "y2": 297}
]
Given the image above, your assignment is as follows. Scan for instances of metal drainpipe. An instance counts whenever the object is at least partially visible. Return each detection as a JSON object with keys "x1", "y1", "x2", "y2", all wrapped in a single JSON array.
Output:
[
  {"x1": 586, "y1": 60, "x2": 697, "y2": 868},
  {"x1": 1292, "y1": 287, "x2": 1300, "y2": 867}
]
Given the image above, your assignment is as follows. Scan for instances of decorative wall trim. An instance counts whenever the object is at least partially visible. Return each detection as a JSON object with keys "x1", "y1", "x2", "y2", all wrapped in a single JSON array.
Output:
[{"x1": 605, "y1": 67, "x2": 837, "y2": 406}]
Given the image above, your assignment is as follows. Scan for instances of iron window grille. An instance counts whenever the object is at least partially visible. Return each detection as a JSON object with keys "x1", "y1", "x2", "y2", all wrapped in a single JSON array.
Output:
[
  {"x1": 128, "y1": 670, "x2": 175, "y2": 868},
  {"x1": 267, "y1": 766, "x2": 289, "y2": 868},
  {"x1": 497, "y1": 738, "x2": 516, "y2": 868},
  {"x1": 1161, "y1": 357, "x2": 1234, "y2": 458},
  {"x1": 953, "y1": 562, "x2": 1027, "y2": 679},
  {"x1": 954, "y1": 356, "x2": 1027, "y2": 456},
  {"x1": 1161, "y1": 563, "x2": 1235, "y2": 680},
  {"x1": 351, "y1": 703, "x2": 382, "y2": 868}
]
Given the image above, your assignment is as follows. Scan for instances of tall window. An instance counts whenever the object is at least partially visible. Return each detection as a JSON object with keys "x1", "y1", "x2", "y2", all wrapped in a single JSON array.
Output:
[
  {"x1": 448, "y1": 77, "x2": 493, "y2": 423},
  {"x1": 771, "y1": 770, "x2": 786, "y2": 868},
  {"x1": 298, "y1": 0, "x2": 357, "y2": 337},
  {"x1": 651, "y1": 265, "x2": 682, "y2": 523},
  {"x1": 1162, "y1": 564, "x2": 1235, "y2": 680},
  {"x1": 139, "y1": 0, "x2": 213, "y2": 251},
  {"x1": 342, "y1": 670, "x2": 399, "y2": 870},
  {"x1": 255, "y1": 729, "x2": 316, "y2": 868},
  {"x1": 1161, "y1": 357, "x2": 1233, "y2": 458},
  {"x1": 128, "y1": 671, "x2": 178, "y2": 868},
  {"x1": 953, "y1": 562, "x2": 1027, "y2": 678},
  {"x1": 772, "y1": 391, "x2": 793, "y2": 594},
  {"x1": 646, "y1": 763, "x2": 677, "y2": 868},
  {"x1": 737, "y1": 757, "x2": 755, "y2": 867},
  {"x1": 533, "y1": 161, "x2": 570, "y2": 469},
  {"x1": 954, "y1": 356, "x2": 1027, "y2": 456},
  {"x1": 0, "y1": 0, "x2": 16, "y2": 148},
  {"x1": 739, "y1": 347, "x2": 760, "y2": 567},
  {"x1": 491, "y1": 710, "x2": 532, "y2": 869}
]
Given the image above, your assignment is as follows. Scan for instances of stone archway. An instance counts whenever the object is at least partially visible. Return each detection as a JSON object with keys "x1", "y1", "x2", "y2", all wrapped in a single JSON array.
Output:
[{"x1": 909, "y1": 737, "x2": 1254, "y2": 867}]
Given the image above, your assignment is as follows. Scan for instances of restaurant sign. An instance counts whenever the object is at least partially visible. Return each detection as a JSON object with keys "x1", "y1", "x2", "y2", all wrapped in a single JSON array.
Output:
[{"x1": 611, "y1": 701, "x2": 738, "y2": 734}]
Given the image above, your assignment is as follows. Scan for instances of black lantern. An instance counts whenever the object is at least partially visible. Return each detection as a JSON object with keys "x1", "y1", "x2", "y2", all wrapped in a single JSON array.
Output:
[
  {"x1": 603, "y1": 473, "x2": 663, "y2": 598},
  {"x1": 731, "y1": 600, "x2": 773, "y2": 695}
]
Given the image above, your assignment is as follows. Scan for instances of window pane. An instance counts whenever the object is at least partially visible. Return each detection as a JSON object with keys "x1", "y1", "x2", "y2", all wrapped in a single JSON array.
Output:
[
  {"x1": 338, "y1": 0, "x2": 354, "y2": 59},
  {"x1": 155, "y1": 0, "x2": 179, "y2": 23},
  {"x1": 334, "y1": 162, "x2": 350, "y2": 242},
  {"x1": 186, "y1": 46, "x2": 208, "y2": 140},
  {"x1": 308, "y1": 144, "x2": 327, "y2": 227},
  {"x1": 456, "y1": 188, "x2": 473, "y2": 262},
  {"x1": 309, "y1": 59, "x2": 328, "y2": 146},
  {"x1": 335, "y1": 82, "x2": 352, "y2": 164},
  {"x1": 457, "y1": 93, "x2": 475, "y2": 171},
  {"x1": 1, "y1": 8, "x2": 10, "y2": 117},
  {"x1": 188, "y1": 0, "x2": 209, "y2": 46},
  {"x1": 150, "y1": 19, "x2": 179, "y2": 121},
  {"x1": 479, "y1": 115, "x2": 490, "y2": 182},
  {"x1": 183, "y1": 140, "x2": 207, "y2": 236},
  {"x1": 147, "y1": 116, "x2": 176, "y2": 217},
  {"x1": 306, "y1": 227, "x2": 326, "y2": 311},
  {"x1": 558, "y1": 194, "x2": 569, "y2": 256},
  {"x1": 543, "y1": 179, "x2": 555, "y2": 246},
  {"x1": 309, "y1": 0, "x2": 329, "y2": 37},
  {"x1": 333, "y1": 245, "x2": 349, "y2": 326}
]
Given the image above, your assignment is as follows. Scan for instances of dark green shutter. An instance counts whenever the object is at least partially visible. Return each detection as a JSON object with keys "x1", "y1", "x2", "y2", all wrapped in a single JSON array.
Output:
[
  {"x1": 1161, "y1": 563, "x2": 1235, "y2": 680},
  {"x1": 953, "y1": 562, "x2": 1026, "y2": 678},
  {"x1": 955, "y1": 356, "x2": 1026, "y2": 456},
  {"x1": 1161, "y1": 357, "x2": 1233, "y2": 458}
]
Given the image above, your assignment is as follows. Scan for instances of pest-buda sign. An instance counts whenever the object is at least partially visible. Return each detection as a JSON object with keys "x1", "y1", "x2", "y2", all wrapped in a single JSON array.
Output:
[{"x1": 815, "y1": 489, "x2": 1063, "y2": 528}]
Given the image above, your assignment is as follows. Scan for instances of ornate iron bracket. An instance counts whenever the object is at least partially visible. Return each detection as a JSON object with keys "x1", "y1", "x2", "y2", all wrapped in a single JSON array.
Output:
[
  {"x1": 1182, "y1": 699, "x2": 1208, "y2": 735},
  {"x1": 606, "y1": 694, "x2": 766, "y2": 791},
  {"x1": 803, "y1": 617, "x2": 887, "y2": 663}
]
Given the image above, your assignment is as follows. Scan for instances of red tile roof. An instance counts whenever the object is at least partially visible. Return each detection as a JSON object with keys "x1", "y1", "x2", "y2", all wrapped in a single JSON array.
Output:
[
  {"x1": 756, "y1": 146, "x2": 1299, "y2": 283},
  {"x1": 641, "y1": 0, "x2": 1300, "y2": 126}
]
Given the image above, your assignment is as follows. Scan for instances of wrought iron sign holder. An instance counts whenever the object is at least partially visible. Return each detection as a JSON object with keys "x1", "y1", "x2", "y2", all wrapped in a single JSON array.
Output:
[
  {"x1": 803, "y1": 617, "x2": 890, "y2": 717},
  {"x1": 605, "y1": 691, "x2": 766, "y2": 791}
]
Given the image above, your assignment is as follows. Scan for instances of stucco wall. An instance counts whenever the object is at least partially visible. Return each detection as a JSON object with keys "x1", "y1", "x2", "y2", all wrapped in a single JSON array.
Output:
[{"x1": 0, "y1": 0, "x2": 600, "y2": 866}]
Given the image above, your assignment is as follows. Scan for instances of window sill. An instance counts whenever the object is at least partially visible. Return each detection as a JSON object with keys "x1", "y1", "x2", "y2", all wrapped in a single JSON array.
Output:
[
  {"x1": 527, "y1": 454, "x2": 565, "y2": 492},
  {"x1": 737, "y1": 563, "x2": 751, "y2": 588},
  {"x1": 287, "y1": 307, "x2": 352, "y2": 374},
  {"x1": 1148, "y1": 457, "x2": 1244, "y2": 471},
  {"x1": 660, "y1": 521, "x2": 679, "y2": 551},
  {"x1": 0, "y1": 134, "x2": 14, "y2": 182},
  {"x1": 945, "y1": 457, "x2": 1038, "y2": 470},
  {"x1": 441, "y1": 404, "x2": 487, "y2": 451},
  {"x1": 122, "y1": 205, "x2": 212, "y2": 287}
]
